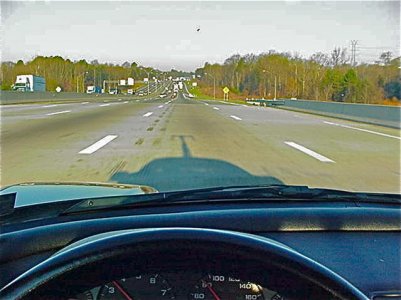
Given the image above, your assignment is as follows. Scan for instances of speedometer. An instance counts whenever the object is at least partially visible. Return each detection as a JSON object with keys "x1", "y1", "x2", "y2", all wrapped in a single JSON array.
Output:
[
  {"x1": 98, "y1": 274, "x2": 175, "y2": 300},
  {"x1": 188, "y1": 274, "x2": 265, "y2": 300}
]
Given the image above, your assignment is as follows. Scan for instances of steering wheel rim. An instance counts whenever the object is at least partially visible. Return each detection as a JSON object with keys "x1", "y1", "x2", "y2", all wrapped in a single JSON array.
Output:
[{"x1": 0, "y1": 228, "x2": 368, "y2": 300}]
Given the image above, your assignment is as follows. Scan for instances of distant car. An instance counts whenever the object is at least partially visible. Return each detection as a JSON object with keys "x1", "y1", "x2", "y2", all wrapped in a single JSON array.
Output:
[
  {"x1": 109, "y1": 88, "x2": 118, "y2": 95},
  {"x1": 127, "y1": 89, "x2": 135, "y2": 95},
  {"x1": 138, "y1": 92, "x2": 144, "y2": 96}
]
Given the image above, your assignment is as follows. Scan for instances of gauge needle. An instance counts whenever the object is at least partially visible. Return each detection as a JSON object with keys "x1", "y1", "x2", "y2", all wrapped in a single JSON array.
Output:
[
  {"x1": 205, "y1": 282, "x2": 221, "y2": 300},
  {"x1": 112, "y1": 280, "x2": 134, "y2": 300}
]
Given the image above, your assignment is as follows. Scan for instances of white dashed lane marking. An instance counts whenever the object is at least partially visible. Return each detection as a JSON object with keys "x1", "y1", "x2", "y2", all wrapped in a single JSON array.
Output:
[
  {"x1": 143, "y1": 112, "x2": 154, "y2": 117},
  {"x1": 323, "y1": 121, "x2": 400, "y2": 140},
  {"x1": 79, "y1": 135, "x2": 118, "y2": 154},
  {"x1": 46, "y1": 110, "x2": 71, "y2": 116},
  {"x1": 230, "y1": 115, "x2": 242, "y2": 121},
  {"x1": 285, "y1": 141, "x2": 335, "y2": 163},
  {"x1": 213, "y1": 107, "x2": 220, "y2": 110}
]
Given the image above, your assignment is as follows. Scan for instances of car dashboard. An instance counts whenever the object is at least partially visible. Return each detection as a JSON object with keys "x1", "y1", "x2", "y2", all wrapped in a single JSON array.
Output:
[{"x1": 0, "y1": 200, "x2": 400, "y2": 300}]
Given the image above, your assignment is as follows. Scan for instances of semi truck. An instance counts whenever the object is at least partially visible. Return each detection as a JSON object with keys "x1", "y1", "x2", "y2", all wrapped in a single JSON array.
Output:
[{"x1": 12, "y1": 75, "x2": 46, "y2": 92}]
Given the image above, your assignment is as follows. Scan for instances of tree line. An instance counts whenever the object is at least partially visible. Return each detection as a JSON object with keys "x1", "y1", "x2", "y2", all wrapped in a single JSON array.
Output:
[
  {"x1": 1, "y1": 50, "x2": 399, "y2": 105},
  {"x1": 0, "y1": 56, "x2": 180, "y2": 92},
  {"x1": 194, "y1": 49, "x2": 400, "y2": 104}
]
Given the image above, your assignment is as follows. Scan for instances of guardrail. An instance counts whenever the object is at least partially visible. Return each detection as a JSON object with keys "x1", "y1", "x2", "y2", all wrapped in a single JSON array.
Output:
[
  {"x1": 246, "y1": 99, "x2": 285, "y2": 107},
  {"x1": 0, "y1": 91, "x2": 127, "y2": 105},
  {"x1": 279, "y1": 99, "x2": 400, "y2": 129}
]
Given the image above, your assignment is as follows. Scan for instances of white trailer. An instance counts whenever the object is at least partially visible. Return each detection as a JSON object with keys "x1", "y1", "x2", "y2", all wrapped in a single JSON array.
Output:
[{"x1": 13, "y1": 75, "x2": 46, "y2": 92}]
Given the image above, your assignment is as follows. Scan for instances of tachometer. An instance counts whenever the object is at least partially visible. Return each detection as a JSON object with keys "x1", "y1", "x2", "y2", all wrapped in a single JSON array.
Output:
[
  {"x1": 188, "y1": 274, "x2": 264, "y2": 300},
  {"x1": 98, "y1": 274, "x2": 175, "y2": 300}
]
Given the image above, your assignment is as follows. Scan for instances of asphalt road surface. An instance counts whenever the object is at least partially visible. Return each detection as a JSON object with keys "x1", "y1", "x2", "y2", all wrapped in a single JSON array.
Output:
[{"x1": 1, "y1": 85, "x2": 400, "y2": 194}]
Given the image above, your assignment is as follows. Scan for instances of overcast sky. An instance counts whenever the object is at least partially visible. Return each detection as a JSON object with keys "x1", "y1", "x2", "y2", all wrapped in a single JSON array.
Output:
[{"x1": 1, "y1": 1, "x2": 399, "y2": 71}]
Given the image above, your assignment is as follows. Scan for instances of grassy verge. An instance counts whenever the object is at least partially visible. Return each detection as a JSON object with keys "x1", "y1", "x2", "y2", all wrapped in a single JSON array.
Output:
[
  {"x1": 133, "y1": 82, "x2": 146, "y2": 90},
  {"x1": 188, "y1": 85, "x2": 247, "y2": 104}
]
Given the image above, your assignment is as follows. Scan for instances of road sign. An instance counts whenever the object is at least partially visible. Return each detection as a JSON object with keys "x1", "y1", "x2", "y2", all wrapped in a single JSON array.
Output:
[{"x1": 223, "y1": 87, "x2": 230, "y2": 94}]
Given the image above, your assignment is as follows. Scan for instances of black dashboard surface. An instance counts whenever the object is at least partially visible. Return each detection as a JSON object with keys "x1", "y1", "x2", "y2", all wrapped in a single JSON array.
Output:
[{"x1": 0, "y1": 201, "x2": 400, "y2": 299}]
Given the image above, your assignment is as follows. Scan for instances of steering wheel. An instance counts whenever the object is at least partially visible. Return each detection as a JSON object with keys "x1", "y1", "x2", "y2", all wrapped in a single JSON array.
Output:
[{"x1": 0, "y1": 228, "x2": 368, "y2": 300}]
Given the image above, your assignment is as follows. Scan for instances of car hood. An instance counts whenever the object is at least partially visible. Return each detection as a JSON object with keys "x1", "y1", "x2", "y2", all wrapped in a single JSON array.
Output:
[{"x1": 0, "y1": 182, "x2": 157, "y2": 208}]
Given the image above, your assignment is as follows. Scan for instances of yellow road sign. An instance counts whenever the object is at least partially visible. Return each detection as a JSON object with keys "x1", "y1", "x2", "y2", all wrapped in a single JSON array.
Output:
[{"x1": 223, "y1": 87, "x2": 230, "y2": 94}]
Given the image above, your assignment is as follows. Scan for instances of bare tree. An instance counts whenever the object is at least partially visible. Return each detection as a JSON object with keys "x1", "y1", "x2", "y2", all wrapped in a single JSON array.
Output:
[
  {"x1": 310, "y1": 52, "x2": 330, "y2": 66},
  {"x1": 379, "y1": 52, "x2": 392, "y2": 65},
  {"x1": 330, "y1": 47, "x2": 350, "y2": 66}
]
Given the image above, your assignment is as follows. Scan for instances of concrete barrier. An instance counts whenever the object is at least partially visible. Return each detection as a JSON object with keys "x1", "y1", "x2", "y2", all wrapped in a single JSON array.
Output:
[
  {"x1": 279, "y1": 99, "x2": 401, "y2": 129},
  {"x1": 0, "y1": 91, "x2": 135, "y2": 105}
]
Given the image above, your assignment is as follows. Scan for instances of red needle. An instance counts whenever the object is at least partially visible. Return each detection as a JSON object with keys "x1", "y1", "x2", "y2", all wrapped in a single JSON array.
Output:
[
  {"x1": 112, "y1": 280, "x2": 134, "y2": 300},
  {"x1": 204, "y1": 281, "x2": 221, "y2": 300}
]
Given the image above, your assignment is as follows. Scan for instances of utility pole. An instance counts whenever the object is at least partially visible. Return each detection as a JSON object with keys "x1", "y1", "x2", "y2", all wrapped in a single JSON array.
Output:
[
  {"x1": 263, "y1": 69, "x2": 277, "y2": 100},
  {"x1": 351, "y1": 40, "x2": 358, "y2": 67},
  {"x1": 262, "y1": 70, "x2": 267, "y2": 98},
  {"x1": 205, "y1": 72, "x2": 216, "y2": 99},
  {"x1": 148, "y1": 73, "x2": 150, "y2": 95}
]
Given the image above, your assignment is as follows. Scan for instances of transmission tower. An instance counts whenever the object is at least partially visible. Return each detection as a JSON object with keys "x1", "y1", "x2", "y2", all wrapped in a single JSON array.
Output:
[{"x1": 351, "y1": 40, "x2": 358, "y2": 66}]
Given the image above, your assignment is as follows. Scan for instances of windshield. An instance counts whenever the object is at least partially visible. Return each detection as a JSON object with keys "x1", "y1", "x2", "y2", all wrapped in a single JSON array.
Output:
[{"x1": 1, "y1": 0, "x2": 400, "y2": 197}]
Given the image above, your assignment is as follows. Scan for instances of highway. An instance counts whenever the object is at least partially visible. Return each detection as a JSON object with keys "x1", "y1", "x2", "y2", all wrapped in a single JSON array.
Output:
[{"x1": 1, "y1": 85, "x2": 400, "y2": 193}]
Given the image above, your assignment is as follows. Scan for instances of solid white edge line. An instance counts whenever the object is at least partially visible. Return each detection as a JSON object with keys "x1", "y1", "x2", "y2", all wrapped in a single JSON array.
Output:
[
  {"x1": 285, "y1": 141, "x2": 335, "y2": 163},
  {"x1": 230, "y1": 115, "x2": 242, "y2": 120},
  {"x1": 46, "y1": 110, "x2": 71, "y2": 116},
  {"x1": 143, "y1": 112, "x2": 153, "y2": 117},
  {"x1": 79, "y1": 135, "x2": 118, "y2": 154},
  {"x1": 42, "y1": 104, "x2": 58, "y2": 108},
  {"x1": 323, "y1": 121, "x2": 401, "y2": 140}
]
